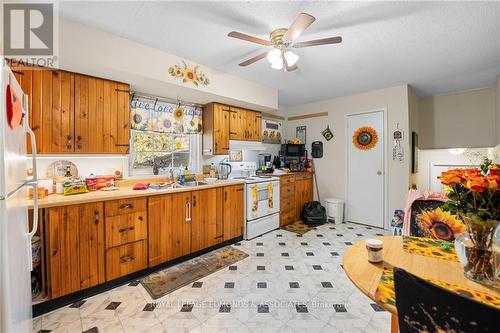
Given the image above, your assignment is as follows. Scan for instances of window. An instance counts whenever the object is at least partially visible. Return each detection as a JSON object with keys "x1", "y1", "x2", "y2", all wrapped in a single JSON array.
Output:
[{"x1": 129, "y1": 130, "x2": 200, "y2": 175}]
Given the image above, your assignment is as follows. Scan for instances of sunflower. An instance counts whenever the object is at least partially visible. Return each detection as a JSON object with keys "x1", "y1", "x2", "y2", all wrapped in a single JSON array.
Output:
[
  {"x1": 174, "y1": 66, "x2": 183, "y2": 78},
  {"x1": 352, "y1": 127, "x2": 378, "y2": 150},
  {"x1": 418, "y1": 208, "x2": 465, "y2": 241},
  {"x1": 173, "y1": 107, "x2": 184, "y2": 121},
  {"x1": 183, "y1": 69, "x2": 197, "y2": 82},
  {"x1": 168, "y1": 66, "x2": 174, "y2": 75}
]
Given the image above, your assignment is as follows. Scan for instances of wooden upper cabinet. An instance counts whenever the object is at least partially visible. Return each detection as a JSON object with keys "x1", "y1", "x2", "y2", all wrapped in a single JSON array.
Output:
[
  {"x1": 203, "y1": 103, "x2": 230, "y2": 155},
  {"x1": 46, "y1": 202, "x2": 105, "y2": 299},
  {"x1": 11, "y1": 65, "x2": 130, "y2": 154},
  {"x1": 74, "y1": 75, "x2": 130, "y2": 154}
]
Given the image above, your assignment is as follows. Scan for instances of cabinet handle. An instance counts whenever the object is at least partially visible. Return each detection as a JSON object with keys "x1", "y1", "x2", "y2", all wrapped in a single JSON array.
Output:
[
  {"x1": 76, "y1": 135, "x2": 82, "y2": 149},
  {"x1": 119, "y1": 255, "x2": 135, "y2": 263},
  {"x1": 138, "y1": 216, "x2": 143, "y2": 221},
  {"x1": 185, "y1": 197, "x2": 191, "y2": 222},
  {"x1": 119, "y1": 203, "x2": 133, "y2": 209},
  {"x1": 224, "y1": 191, "x2": 227, "y2": 202},
  {"x1": 66, "y1": 135, "x2": 72, "y2": 150},
  {"x1": 230, "y1": 132, "x2": 237, "y2": 135},
  {"x1": 118, "y1": 226, "x2": 135, "y2": 233},
  {"x1": 193, "y1": 195, "x2": 196, "y2": 207},
  {"x1": 94, "y1": 209, "x2": 99, "y2": 225}
]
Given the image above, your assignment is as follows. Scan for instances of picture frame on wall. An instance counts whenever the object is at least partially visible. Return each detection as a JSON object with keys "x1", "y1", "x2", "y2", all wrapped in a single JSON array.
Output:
[
  {"x1": 411, "y1": 131, "x2": 419, "y2": 173},
  {"x1": 296, "y1": 126, "x2": 306, "y2": 144}
]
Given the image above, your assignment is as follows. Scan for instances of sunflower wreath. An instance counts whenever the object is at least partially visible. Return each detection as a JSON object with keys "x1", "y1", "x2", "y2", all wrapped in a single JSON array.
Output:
[{"x1": 352, "y1": 126, "x2": 378, "y2": 150}]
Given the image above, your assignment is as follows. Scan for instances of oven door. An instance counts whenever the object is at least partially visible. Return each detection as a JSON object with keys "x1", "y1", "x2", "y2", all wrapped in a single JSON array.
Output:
[{"x1": 246, "y1": 181, "x2": 280, "y2": 221}]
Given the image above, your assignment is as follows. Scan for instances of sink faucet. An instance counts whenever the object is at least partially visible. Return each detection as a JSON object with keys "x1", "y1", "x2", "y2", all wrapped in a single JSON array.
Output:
[{"x1": 169, "y1": 167, "x2": 175, "y2": 182}]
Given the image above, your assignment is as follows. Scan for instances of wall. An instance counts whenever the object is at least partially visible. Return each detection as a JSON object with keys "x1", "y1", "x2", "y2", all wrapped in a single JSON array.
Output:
[
  {"x1": 57, "y1": 19, "x2": 278, "y2": 111},
  {"x1": 418, "y1": 87, "x2": 496, "y2": 149},
  {"x1": 416, "y1": 148, "x2": 497, "y2": 192},
  {"x1": 284, "y1": 85, "x2": 410, "y2": 229}
]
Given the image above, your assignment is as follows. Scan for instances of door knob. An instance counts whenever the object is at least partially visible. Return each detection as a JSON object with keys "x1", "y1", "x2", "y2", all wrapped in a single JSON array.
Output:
[{"x1": 377, "y1": 171, "x2": 382, "y2": 176}]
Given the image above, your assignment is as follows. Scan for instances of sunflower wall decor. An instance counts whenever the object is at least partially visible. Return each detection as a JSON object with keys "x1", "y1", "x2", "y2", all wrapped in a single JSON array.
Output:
[
  {"x1": 168, "y1": 61, "x2": 210, "y2": 87},
  {"x1": 352, "y1": 126, "x2": 378, "y2": 150}
]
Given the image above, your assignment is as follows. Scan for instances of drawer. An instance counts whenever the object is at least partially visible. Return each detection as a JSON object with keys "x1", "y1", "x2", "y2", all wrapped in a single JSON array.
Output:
[
  {"x1": 280, "y1": 184, "x2": 294, "y2": 199},
  {"x1": 294, "y1": 173, "x2": 313, "y2": 180},
  {"x1": 105, "y1": 211, "x2": 147, "y2": 248},
  {"x1": 105, "y1": 198, "x2": 147, "y2": 217},
  {"x1": 106, "y1": 240, "x2": 147, "y2": 281},
  {"x1": 280, "y1": 175, "x2": 295, "y2": 185}
]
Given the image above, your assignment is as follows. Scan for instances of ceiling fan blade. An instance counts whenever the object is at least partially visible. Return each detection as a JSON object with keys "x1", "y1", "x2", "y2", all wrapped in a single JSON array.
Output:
[
  {"x1": 293, "y1": 36, "x2": 342, "y2": 48},
  {"x1": 228, "y1": 31, "x2": 271, "y2": 46},
  {"x1": 283, "y1": 13, "x2": 316, "y2": 42},
  {"x1": 238, "y1": 52, "x2": 267, "y2": 66}
]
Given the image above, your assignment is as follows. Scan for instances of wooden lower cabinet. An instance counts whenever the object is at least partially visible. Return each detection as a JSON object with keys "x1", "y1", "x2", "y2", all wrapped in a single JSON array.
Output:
[
  {"x1": 105, "y1": 240, "x2": 148, "y2": 281},
  {"x1": 223, "y1": 184, "x2": 245, "y2": 241},
  {"x1": 46, "y1": 202, "x2": 105, "y2": 299},
  {"x1": 279, "y1": 173, "x2": 314, "y2": 226},
  {"x1": 148, "y1": 192, "x2": 191, "y2": 267},
  {"x1": 191, "y1": 188, "x2": 224, "y2": 252}
]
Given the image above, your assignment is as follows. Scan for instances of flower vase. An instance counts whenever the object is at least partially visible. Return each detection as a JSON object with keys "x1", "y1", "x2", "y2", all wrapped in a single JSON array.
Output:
[{"x1": 454, "y1": 215, "x2": 499, "y2": 286}]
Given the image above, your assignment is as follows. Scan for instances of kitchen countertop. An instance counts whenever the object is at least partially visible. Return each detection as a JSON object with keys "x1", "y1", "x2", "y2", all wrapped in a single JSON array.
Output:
[{"x1": 29, "y1": 179, "x2": 245, "y2": 209}]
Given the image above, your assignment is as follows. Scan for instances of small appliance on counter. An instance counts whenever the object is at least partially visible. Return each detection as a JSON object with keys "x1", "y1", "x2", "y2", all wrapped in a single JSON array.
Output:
[
  {"x1": 280, "y1": 143, "x2": 307, "y2": 172},
  {"x1": 257, "y1": 153, "x2": 274, "y2": 174},
  {"x1": 217, "y1": 158, "x2": 232, "y2": 180}
]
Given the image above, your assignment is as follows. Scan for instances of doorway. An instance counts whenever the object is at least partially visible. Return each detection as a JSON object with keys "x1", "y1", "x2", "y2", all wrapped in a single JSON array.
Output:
[{"x1": 346, "y1": 110, "x2": 385, "y2": 228}]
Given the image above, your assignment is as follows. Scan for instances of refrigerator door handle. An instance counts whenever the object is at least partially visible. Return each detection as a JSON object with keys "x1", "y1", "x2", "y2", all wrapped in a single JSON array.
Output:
[
  {"x1": 25, "y1": 123, "x2": 38, "y2": 183},
  {"x1": 26, "y1": 181, "x2": 38, "y2": 272}
]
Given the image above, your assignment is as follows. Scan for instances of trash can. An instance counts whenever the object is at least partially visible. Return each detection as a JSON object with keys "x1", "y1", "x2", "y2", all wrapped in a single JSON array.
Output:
[{"x1": 324, "y1": 198, "x2": 344, "y2": 223}]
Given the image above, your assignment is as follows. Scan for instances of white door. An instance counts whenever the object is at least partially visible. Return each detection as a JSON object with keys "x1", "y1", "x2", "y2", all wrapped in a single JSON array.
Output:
[{"x1": 346, "y1": 111, "x2": 384, "y2": 228}]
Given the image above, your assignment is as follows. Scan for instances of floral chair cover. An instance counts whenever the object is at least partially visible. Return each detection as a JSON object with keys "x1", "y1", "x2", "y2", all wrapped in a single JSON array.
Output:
[{"x1": 403, "y1": 190, "x2": 465, "y2": 241}]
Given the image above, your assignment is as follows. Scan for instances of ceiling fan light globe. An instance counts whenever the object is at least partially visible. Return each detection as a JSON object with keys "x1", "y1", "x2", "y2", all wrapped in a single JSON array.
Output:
[
  {"x1": 267, "y1": 49, "x2": 282, "y2": 64},
  {"x1": 284, "y1": 50, "x2": 299, "y2": 66},
  {"x1": 271, "y1": 60, "x2": 283, "y2": 70}
]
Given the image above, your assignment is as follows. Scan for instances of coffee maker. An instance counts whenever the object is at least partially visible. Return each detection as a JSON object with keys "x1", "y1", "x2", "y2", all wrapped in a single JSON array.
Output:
[{"x1": 257, "y1": 153, "x2": 274, "y2": 174}]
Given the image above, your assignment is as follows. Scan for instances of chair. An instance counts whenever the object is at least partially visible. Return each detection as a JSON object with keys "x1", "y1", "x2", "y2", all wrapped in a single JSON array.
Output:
[
  {"x1": 393, "y1": 267, "x2": 500, "y2": 333},
  {"x1": 402, "y1": 190, "x2": 464, "y2": 241}
]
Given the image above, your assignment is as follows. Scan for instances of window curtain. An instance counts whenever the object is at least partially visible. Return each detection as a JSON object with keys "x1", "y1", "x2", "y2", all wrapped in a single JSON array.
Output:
[{"x1": 130, "y1": 95, "x2": 202, "y2": 134}]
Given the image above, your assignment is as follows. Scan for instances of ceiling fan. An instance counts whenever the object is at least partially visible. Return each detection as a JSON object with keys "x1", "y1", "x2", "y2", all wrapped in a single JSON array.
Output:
[{"x1": 228, "y1": 12, "x2": 342, "y2": 71}]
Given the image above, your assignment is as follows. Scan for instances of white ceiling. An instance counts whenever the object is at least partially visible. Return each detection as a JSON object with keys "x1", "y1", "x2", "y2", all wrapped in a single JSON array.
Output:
[{"x1": 59, "y1": 1, "x2": 500, "y2": 107}]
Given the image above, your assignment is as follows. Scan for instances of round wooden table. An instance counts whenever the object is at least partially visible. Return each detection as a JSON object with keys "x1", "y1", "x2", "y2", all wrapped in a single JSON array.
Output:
[{"x1": 343, "y1": 236, "x2": 500, "y2": 333}]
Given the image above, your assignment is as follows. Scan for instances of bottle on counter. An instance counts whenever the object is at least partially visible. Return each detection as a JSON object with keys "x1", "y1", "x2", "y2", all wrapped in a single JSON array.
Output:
[{"x1": 209, "y1": 163, "x2": 216, "y2": 178}]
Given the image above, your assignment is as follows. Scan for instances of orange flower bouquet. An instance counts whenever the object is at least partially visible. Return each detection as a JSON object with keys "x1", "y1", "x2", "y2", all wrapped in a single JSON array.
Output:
[{"x1": 438, "y1": 158, "x2": 499, "y2": 285}]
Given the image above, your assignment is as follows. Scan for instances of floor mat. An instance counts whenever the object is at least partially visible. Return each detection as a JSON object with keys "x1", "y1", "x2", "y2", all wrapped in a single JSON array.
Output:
[
  {"x1": 281, "y1": 220, "x2": 317, "y2": 235},
  {"x1": 140, "y1": 246, "x2": 248, "y2": 299}
]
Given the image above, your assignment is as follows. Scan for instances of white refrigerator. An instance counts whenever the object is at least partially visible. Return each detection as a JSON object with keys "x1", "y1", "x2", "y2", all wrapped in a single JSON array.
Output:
[{"x1": 0, "y1": 61, "x2": 38, "y2": 332}]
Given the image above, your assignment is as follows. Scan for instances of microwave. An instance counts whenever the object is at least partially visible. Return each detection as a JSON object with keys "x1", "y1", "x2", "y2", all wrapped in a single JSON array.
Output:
[{"x1": 281, "y1": 144, "x2": 305, "y2": 157}]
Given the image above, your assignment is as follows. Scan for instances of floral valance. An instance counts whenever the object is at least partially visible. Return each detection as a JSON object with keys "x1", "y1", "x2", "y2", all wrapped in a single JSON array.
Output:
[{"x1": 130, "y1": 95, "x2": 202, "y2": 134}]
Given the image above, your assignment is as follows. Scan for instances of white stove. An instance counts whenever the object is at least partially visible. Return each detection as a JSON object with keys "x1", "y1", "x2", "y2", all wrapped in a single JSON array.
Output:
[{"x1": 229, "y1": 162, "x2": 280, "y2": 239}]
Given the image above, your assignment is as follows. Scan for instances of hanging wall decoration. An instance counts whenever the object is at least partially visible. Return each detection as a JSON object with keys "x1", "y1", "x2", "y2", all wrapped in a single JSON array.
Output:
[
  {"x1": 130, "y1": 95, "x2": 202, "y2": 134},
  {"x1": 168, "y1": 61, "x2": 210, "y2": 87},
  {"x1": 353, "y1": 126, "x2": 378, "y2": 150},
  {"x1": 321, "y1": 125, "x2": 334, "y2": 141}
]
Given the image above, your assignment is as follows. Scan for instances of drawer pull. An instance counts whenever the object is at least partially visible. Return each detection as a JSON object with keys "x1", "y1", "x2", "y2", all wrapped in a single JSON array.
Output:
[
  {"x1": 118, "y1": 226, "x2": 135, "y2": 233},
  {"x1": 119, "y1": 203, "x2": 134, "y2": 209},
  {"x1": 119, "y1": 255, "x2": 135, "y2": 263}
]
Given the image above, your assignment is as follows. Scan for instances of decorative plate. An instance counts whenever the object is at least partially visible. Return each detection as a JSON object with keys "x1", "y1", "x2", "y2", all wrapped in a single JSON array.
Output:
[{"x1": 353, "y1": 126, "x2": 378, "y2": 150}]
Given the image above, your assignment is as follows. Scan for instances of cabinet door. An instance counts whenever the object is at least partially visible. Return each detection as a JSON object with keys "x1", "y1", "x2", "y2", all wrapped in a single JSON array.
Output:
[
  {"x1": 148, "y1": 192, "x2": 192, "y2": 267},
  {"x1": 47, "y1": 202, "x2": 105, "y2": 298},
  {"x1": 294, "y1": 179, "x2": 306, "y2": 221},
  {"x1": 223, "y1": 185, "x2": 245, "y2": 241},
  {"x1": 191, "y1": 188, "x2": 223, "y2": 252},
  {"x1": 213, "y1": 104, "x2": 230, "y2": 154},
  {"x1": 41, "y1": 70, "x2": 75, "y2": 153},
  {"x1": 75, "y1": 76, "x2": 130, "y2": 153},
  {"x1": 254, "y1": 112, "x2": 262, "y2": 141},
  {"x1": 229, "y1": 107, "x2": 243, "y2": 140},
  {"x1": 245, "y1": 110, "x2": 255, "y2": 140}
]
